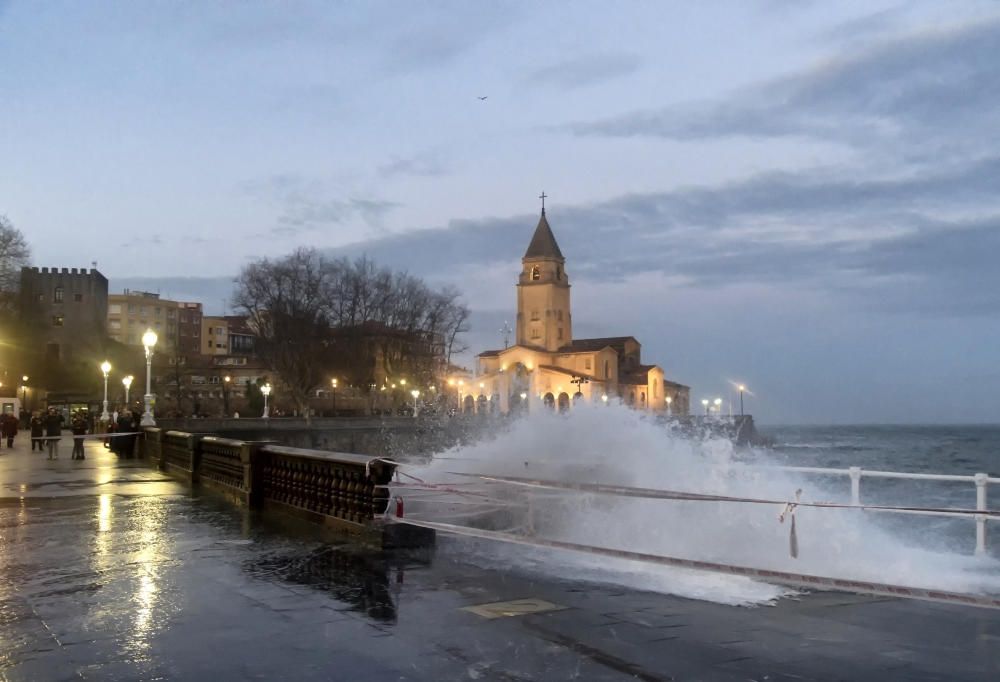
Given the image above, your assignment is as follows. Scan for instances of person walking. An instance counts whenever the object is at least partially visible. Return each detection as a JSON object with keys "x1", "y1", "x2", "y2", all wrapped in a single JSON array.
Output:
[
  {"x1": 30, "y1": 412, "x2": 44, "y2": 452},
  {"x1": 70, "y1": 411, "x2": 88, "y2": 460},
  {"x1": 1, "y1": 412, "x2": 16, "y2": 448},
  {"x1": 43, "y1": 407, "x2": 62, "y2": 460},
  {"x1": 116, "y1": 410, "x2": 136, "y2": 458}
]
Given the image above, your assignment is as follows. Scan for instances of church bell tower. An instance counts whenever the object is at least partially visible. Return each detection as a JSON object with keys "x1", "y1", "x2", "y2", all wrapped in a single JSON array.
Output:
[{"x1": 516, "y1": 196, "x2": 571, "y2": 351}]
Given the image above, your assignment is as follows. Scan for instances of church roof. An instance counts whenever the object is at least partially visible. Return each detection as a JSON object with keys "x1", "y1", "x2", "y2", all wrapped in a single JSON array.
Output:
[
  {"x1": 536, "y1": 364, "x2": 601, "y2": 382},
  {"x1": 559, "y1": 336, "x2": 638, "y2": 354},
  {"x1": 523, "y1": 211, "x2": 564, "y2": 261}
]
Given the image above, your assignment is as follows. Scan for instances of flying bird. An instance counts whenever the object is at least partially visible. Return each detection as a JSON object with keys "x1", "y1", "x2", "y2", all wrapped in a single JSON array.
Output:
[{"x1": 477, "y1": 96, "x2": 488, "y2": 100}]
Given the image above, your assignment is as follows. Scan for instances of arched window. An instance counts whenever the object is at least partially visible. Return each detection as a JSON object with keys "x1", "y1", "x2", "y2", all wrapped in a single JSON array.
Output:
[{"x1": 531, "y1": 266, "x2": 540, "y2": 281}]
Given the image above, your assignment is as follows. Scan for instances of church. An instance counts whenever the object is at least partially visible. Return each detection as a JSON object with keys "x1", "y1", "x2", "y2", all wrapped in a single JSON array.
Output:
[{"x1": 470, "y1": 203, "x2": 690, "y2": 415}]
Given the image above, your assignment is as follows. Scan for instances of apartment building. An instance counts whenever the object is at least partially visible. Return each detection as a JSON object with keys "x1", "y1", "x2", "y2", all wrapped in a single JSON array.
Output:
[{"x1": 107, "y1": 290, "x2": 202, "y2": 352}]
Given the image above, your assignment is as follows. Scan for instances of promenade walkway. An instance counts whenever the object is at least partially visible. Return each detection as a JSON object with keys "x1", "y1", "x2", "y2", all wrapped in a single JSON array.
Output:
[{"x1": 0, "y1": 435, "x2": 997, "y2": 681}]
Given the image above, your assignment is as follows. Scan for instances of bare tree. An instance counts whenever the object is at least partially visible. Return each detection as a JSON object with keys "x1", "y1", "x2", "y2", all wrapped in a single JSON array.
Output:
[
  {"x1": 233, "y1": 249, "x2": 335, "y2": 422},
  {"x1": 234, "y1": 248, "x2": 472, "y2": 417},
  {"x1": 0, "y1": 215, "x2": 30, "y2": 293}
]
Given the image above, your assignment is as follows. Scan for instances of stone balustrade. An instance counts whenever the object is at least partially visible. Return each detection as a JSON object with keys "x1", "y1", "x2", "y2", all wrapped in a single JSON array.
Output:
[{"x1": 139, "y1": 428, "x2": 431, "y2": 548}]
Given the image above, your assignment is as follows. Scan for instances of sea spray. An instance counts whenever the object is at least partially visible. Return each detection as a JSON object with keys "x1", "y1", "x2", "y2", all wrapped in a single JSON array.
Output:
[{"x1": 402, "y1": 404, "x2": 1000, "y2": 606}]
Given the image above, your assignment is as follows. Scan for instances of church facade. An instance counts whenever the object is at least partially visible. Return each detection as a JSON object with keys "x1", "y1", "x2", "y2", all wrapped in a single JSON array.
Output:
[{"x1": 470, "y1": 207, "x2": 690, "y2": 415}]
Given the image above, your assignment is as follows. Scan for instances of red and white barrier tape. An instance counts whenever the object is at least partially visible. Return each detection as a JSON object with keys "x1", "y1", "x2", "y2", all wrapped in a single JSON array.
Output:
[
  {"x1": 389, "y1": 517, "x2": 1000, "y2": 610},
  {"x1": 30, "y1": 431, "x2": 144, "y2": 441}
]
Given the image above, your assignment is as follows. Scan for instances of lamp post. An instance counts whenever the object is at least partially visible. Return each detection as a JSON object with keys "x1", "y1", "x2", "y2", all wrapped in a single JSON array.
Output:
[
  {"x1": 520, "y1": 391, "x2": 528, "y2": 411},
  {"x1": 410, "y1": 389, "x2": 420, "y2": 417},
  {"x1": 738, "y1": 384, "x2": 746, "y2": 416},
  {"x1": 713, "y1": 397, "x2": 722, "y2": 416},
  {"x1": 21, "y1": 375, "x2": 29, "y2": 412},
  {"x1": 100, "y1": 361, "x2": 112, "y2": 423},
  {"x1": 223, "y1": 375, "x2": 231, "y2": 416},
  {"x1": 330, "y1": 378, "x2": 338, "y2": 417},
  {"x1": 122, "y1": 375, "x2": 133, "y2": 409},
  {"x1": 141, "y1": 329, "x2": 158, "y2": 426},
  {"x1": 701, "y1": 398, "x2": 709, "y2": 416},
  {"x1": 601, "y1": 393, "x2": 609, "y2": 406},
  {"x1": 666, "y1": 395, "x2": 672, "y2": 416},
  {"x1": 260, "y1": 383, "x2": 271, "y2": 418}
]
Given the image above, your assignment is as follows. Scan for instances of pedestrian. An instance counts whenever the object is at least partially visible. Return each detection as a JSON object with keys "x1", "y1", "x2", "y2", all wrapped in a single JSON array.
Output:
[
  {"x1": 116, "y1": 410, "x2": 136, "y2": 458},
  {"x1": 1, "y1": 412, "x2": 17, "y2": 448},
  {"x1": 71, "y1": 411, "x2": 88, "y2": 460},
  {"x1": 30, "y1": 412, "x2": 44, "y2": 451},
  {"x1": 43, "y1": 407, "x2": 62, "y2": 460}
]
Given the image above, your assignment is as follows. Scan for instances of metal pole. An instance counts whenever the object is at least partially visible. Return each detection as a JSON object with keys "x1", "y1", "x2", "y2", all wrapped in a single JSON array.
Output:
[
  {"x1": 975, "y1": 473, "x2": 988, "y2": 556},
  {"x1": 141, "y1": 348, "x2": 155, "y2": 426},
  {"x1": 263, "y1": 392, "x2": 269, "y2": 419},
  {"x1": 740, "y1": 389, "x2": 744, "y2": 416},
  {"x1": 849, "y1": 467, "x2": 862, "y2": 505},
  {"x1": 101, "y1": 372, "x2": 109, "y2": 422}
]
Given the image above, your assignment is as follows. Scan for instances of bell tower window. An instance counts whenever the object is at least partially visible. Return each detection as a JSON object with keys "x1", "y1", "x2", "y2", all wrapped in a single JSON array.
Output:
[{"x1": 531, "y1": 266, "x2": 540, "y2": 281}]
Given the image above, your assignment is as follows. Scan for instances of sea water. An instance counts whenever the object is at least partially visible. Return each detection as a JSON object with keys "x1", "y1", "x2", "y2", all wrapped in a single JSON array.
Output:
[{"x1": 403, "y1": 407, "x2": 1000, "y2": 606}]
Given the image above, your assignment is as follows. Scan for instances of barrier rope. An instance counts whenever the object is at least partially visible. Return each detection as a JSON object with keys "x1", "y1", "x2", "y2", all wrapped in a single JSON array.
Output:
[
  {"x1": 389, "y1": 516, "x2": 1000, "y2": 611},
  {"x1": 447, "y1": 472, "x2": 1000, "y2": 519},
  {"x1": 29, "y1": 431, "x2": 145, "y2": 442}
]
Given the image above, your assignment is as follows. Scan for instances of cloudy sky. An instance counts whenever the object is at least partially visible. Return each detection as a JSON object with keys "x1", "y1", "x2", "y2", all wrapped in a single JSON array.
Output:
[{"x1": 3, "y1": 1, "x2": 1000, "y2": 424}]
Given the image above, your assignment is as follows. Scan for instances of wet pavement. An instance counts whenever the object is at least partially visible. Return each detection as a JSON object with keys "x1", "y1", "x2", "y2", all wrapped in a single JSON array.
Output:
[{"x1": 1, "y1": 436, "x2": 998, "y2": 681}]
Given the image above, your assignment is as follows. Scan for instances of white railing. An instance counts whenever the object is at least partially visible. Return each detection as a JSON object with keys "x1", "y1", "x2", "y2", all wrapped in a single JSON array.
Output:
[{"x1": 769, "y1": 465, "x2": 998, "y2": 555}]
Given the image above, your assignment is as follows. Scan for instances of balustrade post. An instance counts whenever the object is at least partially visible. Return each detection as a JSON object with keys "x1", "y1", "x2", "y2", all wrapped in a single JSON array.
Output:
[
  {"x1": 974, "y1": 473, "x2": 988, "y2": 556},
  {"x1": 849, "y1": 466, "x2": 862, "y2": 505}
]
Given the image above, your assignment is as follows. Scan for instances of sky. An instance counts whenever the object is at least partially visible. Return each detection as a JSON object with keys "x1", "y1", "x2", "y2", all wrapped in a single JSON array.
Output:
[{"x1": 3, "y1": 0, "x2": 1000, "y2": 424}]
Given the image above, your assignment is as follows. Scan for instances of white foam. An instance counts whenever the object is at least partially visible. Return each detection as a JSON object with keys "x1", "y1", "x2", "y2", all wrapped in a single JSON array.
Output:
[{"x1": 404, "y1": 405, "x2": 1000, "y2": 606}]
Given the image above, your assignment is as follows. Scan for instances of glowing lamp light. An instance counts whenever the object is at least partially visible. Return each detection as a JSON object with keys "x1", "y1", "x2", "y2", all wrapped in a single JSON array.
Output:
[
  {"x1": 448, "y1": 379, "x2": 456, "y2": 386},
  {"x1": 100, "y1": 360, "x2": 112, "y2": 375},
  {"x1": 260, "y1": 384, "x2": 272, "y2": 396},
  {"x1": 601, "y1": 394, "x2": 609, "y2": 403},
  {"x1": 142, "y1": 329, "x2": 158, "y2": 349},
  {"x1": 122, "y1": 375, "x2": 133, "y2": 389},
  {"x1": 519, "y1": 392, "x2": 527, "y2": 400},
  {"x1": 410, "y1": 389, "x2": 420, "y2": 399},
  {"x1": 400, "y1": 379, "x2": 407, "y2": 386}
]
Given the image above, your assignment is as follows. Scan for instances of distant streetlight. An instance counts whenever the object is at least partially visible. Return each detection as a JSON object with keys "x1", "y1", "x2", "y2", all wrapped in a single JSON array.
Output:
[
  {"x1": 100, "y1": 361, "x2": 112, "y2": 423},
  {"x1": 738, "y1": 384, "x2": 746, "y2": 417},
  {"x1": 122, "y1": 375, "x2": 134, "y2": 407},
  {"x1": 713, "y1": 397, "x2": 722, "y2": 416},
  {"x1": 701, "y1": 398, "x2": 709, "y2": 416},
  {"x1": 400, "y1": 379, "x2": 407, "y2": 387},
  {"x1": 330, "y1": 378, "x2": 338, "y2": 416},
  {"x1": 410, "y1": 389, "x2": 420, "y2": 417},
  {"x1": 223, "y1": 375, "x2": 231, "y2": 416},
  {"x1": 141, "y1": 329, "x2": 158, "y2": 426},
  {"x1": 260, "y1": 383, "x2": 272, "y2": 418},
  {"x1": 665, "y1": 395, "x2": 673, "y2": 416},
  {"x1": 601, "y1": 393, "x2": 609, "y2": 405},
  {"x1": 21, "y1": 375, "x2": 29, "y2": 411}
]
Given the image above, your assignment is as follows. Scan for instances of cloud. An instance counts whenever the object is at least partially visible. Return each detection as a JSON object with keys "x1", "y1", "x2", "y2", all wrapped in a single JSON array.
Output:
[
  {"x1": 378, "y1": 153, "x2": 449, "y2": 178},
  {"x1": 566, "y1": 17, "x2": 1000, "y2": 162},
  {"x1": 240, "y1": 174, "x2": 399, "y2": 234},
  {"x1": 325, "y1": 154, "x2": 1000, "y2": 316},
  {"x1": 525, "y1": 53, "x2": 640, "y2": 90}
]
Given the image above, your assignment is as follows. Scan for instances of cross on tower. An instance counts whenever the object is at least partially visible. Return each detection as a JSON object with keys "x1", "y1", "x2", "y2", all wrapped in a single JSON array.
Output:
[
  {"x1": 500, "y1": 320, "x2": 512, "y2": 349},
  {"x1": 539, "y1": 191, "x2": 547, "y2": 214}
]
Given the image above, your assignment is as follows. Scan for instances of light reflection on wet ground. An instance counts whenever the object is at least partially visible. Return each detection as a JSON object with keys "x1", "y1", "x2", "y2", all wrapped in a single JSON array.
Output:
[{"x1": 1, "y1": 438, "x2": 998, "y2": 681}]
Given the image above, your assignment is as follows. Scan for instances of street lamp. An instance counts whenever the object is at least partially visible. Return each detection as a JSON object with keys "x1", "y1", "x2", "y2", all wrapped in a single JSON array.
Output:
[
  {"x1": 21, "y1": 375, "x2": 28, "y2": 412},
  {"x1": 601, "y1": 393, "x2": 609, "y2": 405},
  {"x1": 100, "y1": 361, "x2": 112, "y2": 423},
  {"x1": 410, "y1": 389, "x2": 420, "y2": 417},
  {"x1": 713, "y1": 397, "x2": 722, "y2": 416},
  {"x1": 141, "y1": 329, "x2": 158, "y2": 426},
  {"x1": 701, "y1": 398, "x2": 709, "y2": 416},
  {"x1": 665, "y1": 395, "x2": 672, "y2": 416},
  {"x1": 738, "y1": 384, "x2": 746, "y2": 417},
  {"x1": 223, "y1": 375, "x2": 231, "y2": 416},
  {"x1": 260, "y1": 383, "x2": 272, "y2": 418},
  {"x1": 122, "y1": 375, "x2": 133, "y2": 408},
  {"x1": 330, "y1": 378, "x2": 338, "y2": 416}
]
